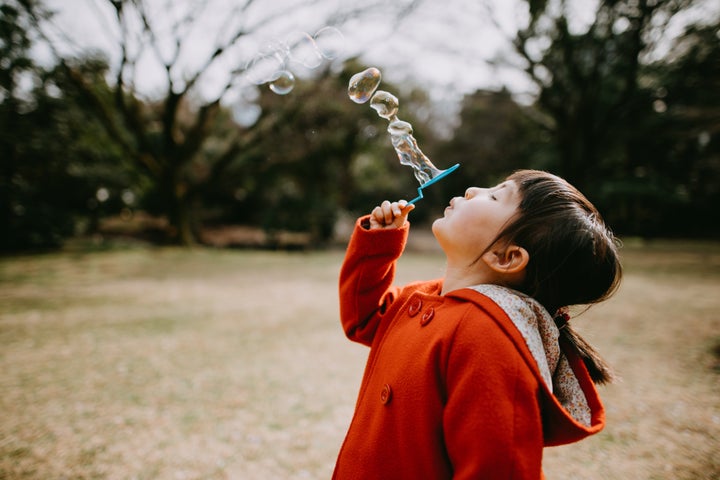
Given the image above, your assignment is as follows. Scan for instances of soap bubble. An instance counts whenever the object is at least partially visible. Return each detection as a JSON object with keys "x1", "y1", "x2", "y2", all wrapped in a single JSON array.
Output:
[
  {"x1": 287, "y1": 30, "x2": 323, "y2": 69},
  {"x1": 348, "y1": 67, "x2": 382, "y2": 104},
  {"x1": 388, "y1": 119, "x2": 413, "y2": 136},
  {"x1": 245, "y1": 52, "x2": 285, "y2": 85},
  {"x1": 313, "y1": 27, "x2": 345, "y2": 60},
  {"x1": 243, "y1": 27, "x2": 345, "y2": 96},
  {"x1": 269, "y1": 70, "x2": 295, "y2": 95},
  {"x1": 370, "y1": 91, "x2": 399, "y2": 120}
]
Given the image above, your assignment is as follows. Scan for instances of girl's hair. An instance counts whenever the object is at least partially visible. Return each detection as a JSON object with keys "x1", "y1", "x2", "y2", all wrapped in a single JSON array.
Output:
[{"x1": 493, "y1": 170, "x2": 622, "y2": 384}]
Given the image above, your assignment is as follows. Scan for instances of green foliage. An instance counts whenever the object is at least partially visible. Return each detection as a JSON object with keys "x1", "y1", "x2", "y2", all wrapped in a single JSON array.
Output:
[
  {"x1": 635, "y1": 24, "x2": 720, "y2": 236},
  {"x1": 437, "y1": 89, "x2": 550, "y2": 192},
  {"x1": 510, "y1": 0, "x2": 720, "y2": 237},
  {"x1": 0, "y1": 3, "x2": 132, "y2": 251}
]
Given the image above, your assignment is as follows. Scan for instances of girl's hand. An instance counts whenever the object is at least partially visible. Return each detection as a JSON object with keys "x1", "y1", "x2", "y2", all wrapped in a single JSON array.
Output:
[{"x1": 368, "y1": 200, "x2": 414, "y2": 230}]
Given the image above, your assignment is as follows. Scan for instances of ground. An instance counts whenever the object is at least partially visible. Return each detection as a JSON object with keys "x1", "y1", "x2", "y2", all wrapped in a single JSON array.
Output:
[{"x1": 1, "y1": 237, "x2": 719, "y2": 479}]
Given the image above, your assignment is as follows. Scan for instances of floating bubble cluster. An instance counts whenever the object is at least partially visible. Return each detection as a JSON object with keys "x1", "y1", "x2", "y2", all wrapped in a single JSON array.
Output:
[
  {"x1": 245, "y1": 27, "x2": 344, "y2": 95},
  {"x1": 348, "y1": 67, "x2": 459, "y2": 190}
]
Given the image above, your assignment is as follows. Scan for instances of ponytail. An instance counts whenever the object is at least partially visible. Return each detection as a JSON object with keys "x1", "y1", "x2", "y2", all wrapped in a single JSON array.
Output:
[{"x1": 554, "y1": 309, "x2": 616, "y2": 384}]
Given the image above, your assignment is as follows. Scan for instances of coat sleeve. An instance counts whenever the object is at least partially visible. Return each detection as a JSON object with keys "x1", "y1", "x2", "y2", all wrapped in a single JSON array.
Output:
[
  {"x1": 338, "y1": 215, "x2": 408, "y2": 346},
  {"x1": 442, "y1": 307, "x2": 545, "y2": 479}
]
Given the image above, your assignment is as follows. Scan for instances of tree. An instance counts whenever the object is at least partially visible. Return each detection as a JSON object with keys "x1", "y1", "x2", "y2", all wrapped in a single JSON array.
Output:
[
  {"x1": 632, "y1": 24, "x2": 720, "y2": 236},
  {"x1": 20, "y1": 0, "x2": 427, "y2": 245},
  {"x1": 436, "y1": 88, "x2": 549, "y2": 190},
  {"x1": 504, "y1": 0, "x2": 720, "y2": 235},
  {"x1": 1, "y1": 2, "x2": 132, "y2": 251}
]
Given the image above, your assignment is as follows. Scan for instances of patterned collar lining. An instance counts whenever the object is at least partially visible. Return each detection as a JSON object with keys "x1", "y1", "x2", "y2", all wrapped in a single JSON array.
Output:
[{"x1": 467, "y1": 284, "x2": 591, "y2": 427}]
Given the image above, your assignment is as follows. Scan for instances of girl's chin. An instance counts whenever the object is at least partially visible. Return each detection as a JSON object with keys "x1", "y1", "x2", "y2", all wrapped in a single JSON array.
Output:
[{"x1": 431, "y1": 218, "x2": 445, "y2": 237}]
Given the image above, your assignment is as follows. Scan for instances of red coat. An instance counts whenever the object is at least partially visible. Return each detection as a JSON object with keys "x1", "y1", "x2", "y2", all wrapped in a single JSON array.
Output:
[{"x1": 333, "y1": 217, "x2": 605, "y2": 479}]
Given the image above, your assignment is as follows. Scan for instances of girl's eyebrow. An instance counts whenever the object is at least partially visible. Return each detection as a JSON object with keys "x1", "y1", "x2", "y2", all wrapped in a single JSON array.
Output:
[{"x1": 492, "y1": 182, "x2": 518, "y2": 202}]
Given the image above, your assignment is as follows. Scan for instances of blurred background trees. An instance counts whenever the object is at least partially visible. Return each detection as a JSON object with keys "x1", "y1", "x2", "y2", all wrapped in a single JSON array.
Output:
[
  {"x1": 1, "y1": 0, "x2": 718, "y2": 252},
  {"x1": 502, "y1": 0, "x2": 720, "y2": 236},
  {"x1": 1, "y1": 3, "x2": 131, "y2": 250}
]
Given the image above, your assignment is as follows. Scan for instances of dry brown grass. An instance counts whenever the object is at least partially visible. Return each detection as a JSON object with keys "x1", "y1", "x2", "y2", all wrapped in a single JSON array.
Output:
[{"x1": 1, "y1": 238, "x2": 719, "y2": 479}]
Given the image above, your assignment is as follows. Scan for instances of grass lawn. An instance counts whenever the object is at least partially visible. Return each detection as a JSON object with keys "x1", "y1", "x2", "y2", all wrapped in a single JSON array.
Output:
[{"x1": 1, "y1": 238, "x2": 719, "y2": 479}]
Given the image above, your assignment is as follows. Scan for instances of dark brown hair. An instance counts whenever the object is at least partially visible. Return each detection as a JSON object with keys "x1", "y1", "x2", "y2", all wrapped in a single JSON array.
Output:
[{"x1": 492, "y1": 170, "x2": 622, "y2": 384}]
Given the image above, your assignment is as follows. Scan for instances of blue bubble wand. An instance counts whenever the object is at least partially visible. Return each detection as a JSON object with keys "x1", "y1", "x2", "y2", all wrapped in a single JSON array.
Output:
[{"x1": 407, "y1": 163, "x2": 461, "y2": 204}]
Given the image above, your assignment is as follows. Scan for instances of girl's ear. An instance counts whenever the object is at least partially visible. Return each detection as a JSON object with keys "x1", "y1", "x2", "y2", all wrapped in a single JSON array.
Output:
[{"x1": 482, "y1": 245, "x2": 529, "y2": 275}]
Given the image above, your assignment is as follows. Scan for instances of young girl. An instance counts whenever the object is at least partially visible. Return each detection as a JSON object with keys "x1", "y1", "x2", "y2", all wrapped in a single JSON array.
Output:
[{"x1": 333, "y1": 169, "x2": 622, "y2": 479}]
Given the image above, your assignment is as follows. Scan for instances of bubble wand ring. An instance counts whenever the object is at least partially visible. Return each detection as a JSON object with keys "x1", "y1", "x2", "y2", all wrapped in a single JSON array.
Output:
[{"x1": 408, "y1": 163, "x2": 460, "y2": 204}]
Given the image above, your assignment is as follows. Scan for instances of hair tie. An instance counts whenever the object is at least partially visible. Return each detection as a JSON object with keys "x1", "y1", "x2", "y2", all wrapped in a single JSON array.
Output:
[{"x1": 554, "y1": 307, "x2": 570, "y2": 330}]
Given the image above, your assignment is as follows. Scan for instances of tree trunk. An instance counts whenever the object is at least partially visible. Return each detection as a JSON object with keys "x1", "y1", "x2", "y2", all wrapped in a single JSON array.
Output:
[
  {"x1": 172, "y1": 184, "x2": 198, "y2": 246},
  {"x1": 160, "y1": 170, "x2": 198, "y2": 246}
]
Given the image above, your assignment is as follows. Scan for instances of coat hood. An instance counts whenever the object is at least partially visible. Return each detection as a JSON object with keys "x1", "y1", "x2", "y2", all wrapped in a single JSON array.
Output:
[{"x1": 451, "y1": 285, "x2": 605, "y2": 446}]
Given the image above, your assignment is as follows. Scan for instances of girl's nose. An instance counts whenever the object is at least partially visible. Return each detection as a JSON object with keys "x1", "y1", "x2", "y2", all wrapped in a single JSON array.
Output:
[{"x1": 465, "y1": 187, "x2": 481, "y2": 199}]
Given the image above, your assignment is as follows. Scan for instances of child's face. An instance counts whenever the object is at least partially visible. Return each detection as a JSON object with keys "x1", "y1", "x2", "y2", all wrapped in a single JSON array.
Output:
[{"x1": 432, "y1": 180, "x2": 522, "y2": 261}]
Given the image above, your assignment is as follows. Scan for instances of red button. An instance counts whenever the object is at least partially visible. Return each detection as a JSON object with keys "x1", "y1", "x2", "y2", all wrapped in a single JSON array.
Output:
[
  {"x1": 380, "y1": 384, "x2": 393, "y2": 405},
  {"x1": 420, "y1": 307, "x2": 435, "y2": 326},
  {"x1": 407, "y1": 299, "x2": 422, "y2": 317}
]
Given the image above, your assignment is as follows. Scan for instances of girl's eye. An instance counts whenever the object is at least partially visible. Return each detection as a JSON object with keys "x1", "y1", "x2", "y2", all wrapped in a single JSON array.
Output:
[{"x1": 490, "y1": 194, "x2": 497, "y2": 201}]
